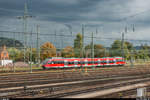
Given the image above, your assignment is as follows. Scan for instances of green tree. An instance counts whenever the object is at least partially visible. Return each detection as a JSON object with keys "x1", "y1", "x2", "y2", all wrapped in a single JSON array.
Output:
[
  {"x1": 74, "y1": 33, "x2": 83, "y2": 57},
  {"x1": 31, "y1": 48, "x2": 37, "y2": 63},
  {"x1": 85, "y1": 44, "x2": 105, "y2": 57},
  {"x1": 140, "y1": 44, "x2": 149, "y2": 60},
  {"x1": 110, "y1": 40, "x2": 122, "y2": 57},
  {"x1": 125, "y1": 41, "x2": 133, "y2": 50},
  {"x1": 110, "y1": 40, "x2": 132, "y2": 60},
  {"x1": 25, "y1": 48, "x2": 37, "y2": 63},
  {"x1": 8, "y1": 47, "x2": 22, "y2": 61}
]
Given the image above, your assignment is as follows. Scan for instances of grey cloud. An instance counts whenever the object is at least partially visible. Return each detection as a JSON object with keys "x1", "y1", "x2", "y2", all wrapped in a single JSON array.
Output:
[{"x1": 1, "y1": 0, "x2": 150, "y2": 47}]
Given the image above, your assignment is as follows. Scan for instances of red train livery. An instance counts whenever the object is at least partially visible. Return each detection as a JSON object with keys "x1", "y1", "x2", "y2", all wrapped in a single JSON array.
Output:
[{"x1": 41, "y1": 57, "x2": 125, "y2": 69}]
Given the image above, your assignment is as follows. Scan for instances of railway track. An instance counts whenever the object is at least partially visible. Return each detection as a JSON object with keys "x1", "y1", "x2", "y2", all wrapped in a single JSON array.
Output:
[
  {"x1": 0, "y1": 72, "x2": 148, "y2": 88},
  {"x1": 60, "y1": 80, "x2": 150, "y2": 98},
  {"x1": 0, "y1": 68, "x2": 150, "y2": 89},
  {"x1": 0, "y1": 65, "x2": 150, "y2": 98},
  {"x1": 0, "y1": 64, "x2": 148, "y2": 74},
  {"x1": 1, "y1": 73, "x2": 150, "y2": 98},
  {"x1": 0, "y1": 65, "x2": 150, "y2": 79},
  {"x1": 0, "y1": 65, "x2": 150, "y2": 89},
  {"x1": 100, "y1": 85, "x2": 150, "y2": 98}
]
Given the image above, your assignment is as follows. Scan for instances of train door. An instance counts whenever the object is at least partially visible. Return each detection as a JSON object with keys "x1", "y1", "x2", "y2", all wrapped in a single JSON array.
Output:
[
  {"x1": 74, "y1": 60, "x2": 78, "y2": 68},
  {"x1": 102, "y1": 58, "x2": 107, "y2": 66},
  {"x1": 64, "y1": 60, "x2": 68, "y2": 68},
  {"x1": 113, "y1": 58, "x2": 117, "y2": 65},
  {"x1": 98, "y1": 59, "x2": 101, "y2": 67},
  {"x1": 94, "y1": 59, "x2": 98, "y2": 67},
  {"x1": 85, "y1": 59, "x2": 88, "y2": 67},
  {"x1": 106, "y1": 58, "x2": 109, "y2": 66}
]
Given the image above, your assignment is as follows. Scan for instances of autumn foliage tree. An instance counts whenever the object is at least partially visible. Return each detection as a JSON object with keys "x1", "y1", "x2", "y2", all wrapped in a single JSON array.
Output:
[
  {"x1": 40, "y1": 42, "x2": 56, "y2": 60},
  {"x1": 61, "y1": 46, "x2": 74, "y2": 58}
]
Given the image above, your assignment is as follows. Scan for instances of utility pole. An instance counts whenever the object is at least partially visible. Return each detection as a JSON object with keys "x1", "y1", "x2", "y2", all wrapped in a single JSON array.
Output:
[
  {"x1": 121, "y1": 32, "x2": 124, "y2": 58},
  {"x1": 13, "y1": 32, "x2": 15, "y2": 72},
  {"x1": 81, "y1": 24, "x2": 84, "y2": 58},
  {"x1": 17, "y1": 2, "x2": 32, "y2": 62},
  {"x1": 81, "y1": 24, "x2": 84, "y2": 72},
  {"x1": 30, "y1": 31, "x2": 33, "y2": 73},
  {"x1": 91, "y1": 32, "x2": 94, "y2": 58},
  {"x1": 37, "y1": 25, "x2": 40, "y2": 67},
  {"x1": 54, "y1": 30, "x2": 57, "y2": 57},
  {"x1": 91, "y1": 32, "x2": 94, "y2": 69}
]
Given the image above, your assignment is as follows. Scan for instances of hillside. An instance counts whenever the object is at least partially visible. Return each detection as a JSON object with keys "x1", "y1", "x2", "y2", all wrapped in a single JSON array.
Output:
[{"x1": 0, "y1": 37, "x2": 23, "y2": 48}]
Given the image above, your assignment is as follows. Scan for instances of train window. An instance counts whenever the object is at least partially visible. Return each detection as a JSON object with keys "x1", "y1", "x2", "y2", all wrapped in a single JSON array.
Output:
[
  {"x1": 57, "y1": 61, "x2": 60, "y2": 64},
  {"x1": 94, "y1": 61, "x2": 98, "y2": 64},
  {"x1": 74, "y1": 61, "x2": 78, "y2": 65},
  {"x1": 68, "y1": 62, "x2": 70, "y2": 64},
  {"x1": 80, "y1": 61, "x2": 82, "y2": 64},
  {"x1": 78, "y1": 61, "x2": 81, "y2": 64},
  {"x1": 82, "y1": 61, "x2": 84, "y2": 64},
  {"x1": 109, "y1": 61, "x2": 114, "y2": 63},
  {"x1": 48, "y1": 61, "x2": 54, "y2": 64},
  {"x1": 98, "y1": 61, "x2": 101, "y2": 64},
  {"x1": 102, "y1": 61, "x2": 107, "y2": 63},
  {"x1": 88, "y1": 61, "x2": 93, "y2": 64},
  {"x1": 56, "y1": 61, "x2": 64, "y2": 64},
  {"x1": 84, "y1": 61, "x2": 88, "y2": 64},
  {"x1": 116, "y1": 59, "x2": 123, "y2": 62},
  {"x1": 64, "y1": 61, "x2": 68, "y2": 65},
  {"x1": 68, "y1": 62, "x2": 74, "y2": 64},
  {"x1": 53, "y1": 61, "x2": 56, "y2": 64},
  {"x1": 61, "y1": 61, "x2": 64, "y2": 64},
  {"x1": 42, "y1": 59, "x2": 50, "y2": 64}
]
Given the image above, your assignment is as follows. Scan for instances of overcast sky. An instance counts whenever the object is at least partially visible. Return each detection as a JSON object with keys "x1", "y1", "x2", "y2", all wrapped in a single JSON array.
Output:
[{"x1": 0, "y1": 0, "x2": 150, "y2": 48}]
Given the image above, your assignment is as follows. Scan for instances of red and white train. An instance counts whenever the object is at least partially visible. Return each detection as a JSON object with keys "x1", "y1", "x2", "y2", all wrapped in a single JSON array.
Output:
[{"x1": 41, "y1": 57, "x2": 125, "y2": 69}]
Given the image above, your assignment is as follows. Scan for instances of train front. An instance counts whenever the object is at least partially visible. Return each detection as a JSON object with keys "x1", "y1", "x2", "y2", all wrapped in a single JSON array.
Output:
[{"x1": 41, "y1": 58, "x2": 52, "y2": 69}]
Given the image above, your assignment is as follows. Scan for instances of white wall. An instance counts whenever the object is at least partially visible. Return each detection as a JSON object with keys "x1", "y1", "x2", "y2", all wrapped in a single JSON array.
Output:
[{"x1": 0, "y1": 60, "x2": 13, "y2": 66}]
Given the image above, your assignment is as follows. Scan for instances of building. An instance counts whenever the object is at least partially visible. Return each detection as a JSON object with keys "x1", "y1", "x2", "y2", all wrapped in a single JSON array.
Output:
[
  {"x1": 0, "y1": 45, "x2": 9, "y2": 60},
  {"x1": 0, "y1": 45, "x2": 12, "y2": 66}
]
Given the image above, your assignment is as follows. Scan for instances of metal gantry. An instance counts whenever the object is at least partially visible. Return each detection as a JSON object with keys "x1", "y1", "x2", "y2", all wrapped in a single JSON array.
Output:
[
  {"x1": 17, "y1": 2, "x2": 32, "y2": 62},
  {"x1": 36, "y1": 25, "x2": 40, "y2": 67}
]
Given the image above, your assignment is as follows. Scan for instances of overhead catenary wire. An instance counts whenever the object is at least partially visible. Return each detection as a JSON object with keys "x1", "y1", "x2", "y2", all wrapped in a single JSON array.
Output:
[{"x1": 0, "y1": 30, "x2": 150, "y2": 43}]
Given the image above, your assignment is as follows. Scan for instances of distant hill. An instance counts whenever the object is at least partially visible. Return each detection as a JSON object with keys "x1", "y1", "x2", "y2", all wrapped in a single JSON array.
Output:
[
  {"x1": 106, "y1": 46, "x2": 142, "y2": 50},
  {"x1": 134, "y1": 46, "x2": 142, "y2": 50},
  {"x1": 0, "y1": 37, "x2": 24, "y2": 48}
]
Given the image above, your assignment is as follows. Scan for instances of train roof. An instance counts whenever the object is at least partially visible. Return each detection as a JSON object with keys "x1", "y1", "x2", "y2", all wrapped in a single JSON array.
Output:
[{"x1": 44, "y1": 57, "x2": 124, "y2": 61}]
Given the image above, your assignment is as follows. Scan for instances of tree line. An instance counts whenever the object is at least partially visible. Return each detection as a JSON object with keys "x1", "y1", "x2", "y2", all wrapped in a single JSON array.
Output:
[{"x1": 7, "y1": 33, "x2": 150, "y2": 62}]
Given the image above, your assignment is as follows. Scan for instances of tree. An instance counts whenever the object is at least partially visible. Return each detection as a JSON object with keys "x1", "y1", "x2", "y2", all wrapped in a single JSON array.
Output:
[
  {"x1": 61, "y1": 46, "x2": 74, "y2": 58},
  {"x1": 110, "y1": 40, "x2": 122, "y2": 57},
  {"x1": 31, "y1": 48, "x2": 37, "y2": 63},
  {"x1": 40, "y1": 42, "x2": 56, "y2": 61},
  {"x1": 74, "y1": 33, "x2": 82, "y2": 57},
  {"x1": 139, "y1": 44, "x2": 149, "y2": 60},
  {"x1": 25, "y1": 48, "x2": 37, "y2": 63},
  {"x1": 94, "y1": 44, "x2": 106, "y2": 57},
  {"x1": 125, "y1": 41, "x2": 133, "y2": 50},
  {"x1": 110, "y1": 40, "x2": 132, "y2": 59},
  {"x1": 8, "y1": 47, "x2": 22, "y2": 61},
  {"x1": 85, "y1": 44, "x2": 105, "y2": 57}
]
